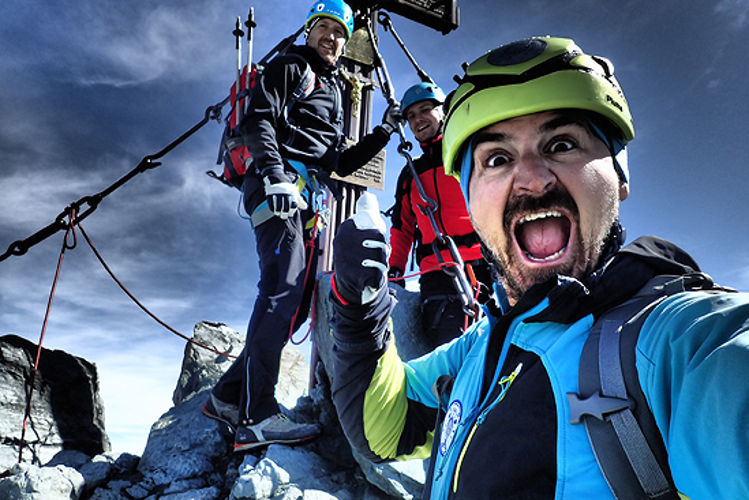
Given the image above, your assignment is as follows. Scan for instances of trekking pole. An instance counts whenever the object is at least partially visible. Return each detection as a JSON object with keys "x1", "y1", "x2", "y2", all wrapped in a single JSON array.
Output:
[
  {"x1": 244, "y1": 8, "x2": 256, "y2": 115},
  {"x1": 233, "y1": 17, "x2": 244, "y2": 127},
  {"x1": 363, "y1": 14, "x2": 477, "y2": 316},
  {"x1": 377, "y1": 12, "x2": 433, "y2": 84}
]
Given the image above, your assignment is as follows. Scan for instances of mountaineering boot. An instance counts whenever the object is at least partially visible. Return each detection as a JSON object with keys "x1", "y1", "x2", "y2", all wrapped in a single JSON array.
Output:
[
  {"x1": 202, "y1": 393, "x2": 240, "y2": 431},
  {"x1": 233, "y1": 413, "x2": 321, "y2": 452}
]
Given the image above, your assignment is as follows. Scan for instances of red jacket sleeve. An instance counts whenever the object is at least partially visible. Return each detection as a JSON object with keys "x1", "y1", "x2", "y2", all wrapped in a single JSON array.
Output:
[{"x1": 388, "y1": 167, "x2": 417, "y2": 272}]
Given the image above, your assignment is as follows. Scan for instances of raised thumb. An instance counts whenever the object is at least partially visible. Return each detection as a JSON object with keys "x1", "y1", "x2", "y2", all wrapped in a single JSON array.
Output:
[{"x1": 351, "y1": 191, "x2": 386, "y2": 233}]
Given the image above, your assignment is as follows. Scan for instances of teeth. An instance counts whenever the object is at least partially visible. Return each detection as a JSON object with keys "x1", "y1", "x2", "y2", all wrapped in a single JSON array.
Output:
[
  {"x1": 525, "y1": 247, "x2": 566, "y2": 262},
  {"x1": 517, "y1": 210, "x2": 567, "y2": 262},
  {"x1": 518, "y1": 210, "x2": 563, "y2": 225}
]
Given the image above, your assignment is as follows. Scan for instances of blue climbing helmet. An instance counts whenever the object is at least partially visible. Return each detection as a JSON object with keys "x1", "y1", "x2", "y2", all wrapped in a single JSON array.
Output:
[
  {"x1": 305, "y1": 0, "x2": 354, "y2": 40},
  {"x1": 401, "y1": 82, "x2": 447, "y2": 114}
]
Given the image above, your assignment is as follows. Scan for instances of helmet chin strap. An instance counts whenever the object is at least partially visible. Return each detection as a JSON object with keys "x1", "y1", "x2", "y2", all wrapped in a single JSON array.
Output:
[
  {"x1": 304, "y1": 18, "x2": 320, "y2": 39},
  {"x1": 585, "y1": 219, "x2": 627, "y2": 285},
  {"x1": 588, "y1": 121, "x2": 629, "y2": 185},
  {"x1": 458, "y1": 140, "x2": 475, "y2": 206}
]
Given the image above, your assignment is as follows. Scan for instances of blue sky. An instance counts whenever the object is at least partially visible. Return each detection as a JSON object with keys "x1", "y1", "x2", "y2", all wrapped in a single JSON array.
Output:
[{"x1": 2, "y1": 0, "x2": 748, "y2": 456}]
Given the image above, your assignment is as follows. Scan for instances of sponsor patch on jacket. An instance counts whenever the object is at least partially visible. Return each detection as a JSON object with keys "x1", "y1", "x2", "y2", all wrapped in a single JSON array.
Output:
[{"x1": 440, "y1": 400, "x2": 462, "y2": 456}]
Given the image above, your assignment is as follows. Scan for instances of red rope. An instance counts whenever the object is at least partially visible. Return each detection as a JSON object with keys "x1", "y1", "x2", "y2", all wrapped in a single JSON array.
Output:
[
  {"x1": 287, "y1": 210, "x2": 322, "y2": 343},
  {"x1": 18, "y1": 210, "x2": 78, "y2": 463},
  {"x1": 289, "y1": 277, "x2": 321, "y2": 345},
  {"x1": 387, "y1": 260, "x2": 462, "y2": 283},
  {"x1": 76, "y1": 223, "x2": 236, "y2": 359}
]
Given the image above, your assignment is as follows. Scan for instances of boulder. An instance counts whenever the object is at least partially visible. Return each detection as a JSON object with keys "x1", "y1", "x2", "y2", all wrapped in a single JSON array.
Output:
[
  {"x1": 136, "y1": 321, "x2": 316, "y2": 498},
  {"x1": 0, "y1": 312, "x2": 426, "y2": 499},
  {"x1": 0, "y1": 461, "x2": 85, "y2": 500},
  {"x1": 0, "y1": 334, "x2": 110, "y2": 471}
]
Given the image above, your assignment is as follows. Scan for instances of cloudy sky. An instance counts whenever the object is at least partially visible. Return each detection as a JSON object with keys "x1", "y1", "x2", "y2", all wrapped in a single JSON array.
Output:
[{"x1": 2, "y1": 0, "x2": 748, "y2": 456}]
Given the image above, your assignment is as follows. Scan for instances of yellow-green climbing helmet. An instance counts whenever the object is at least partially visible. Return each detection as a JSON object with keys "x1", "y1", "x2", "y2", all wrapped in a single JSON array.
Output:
[{"x1": 443, "y1": 36, "x2": 634, "y2": 184}]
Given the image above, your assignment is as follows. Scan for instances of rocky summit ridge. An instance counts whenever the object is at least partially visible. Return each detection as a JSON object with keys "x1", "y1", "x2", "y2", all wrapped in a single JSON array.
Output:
[{"x1": 0, "y1": 279, "x2": 427, "y2": 500}]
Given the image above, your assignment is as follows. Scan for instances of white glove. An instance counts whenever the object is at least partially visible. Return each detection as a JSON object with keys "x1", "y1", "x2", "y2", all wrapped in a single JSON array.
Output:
[
  {"x1": 333, "y1": 192, "x2": 390, "y2": 305},
  {"x1": 263, "y1": 176, "x2": 308, "y2": 220}
]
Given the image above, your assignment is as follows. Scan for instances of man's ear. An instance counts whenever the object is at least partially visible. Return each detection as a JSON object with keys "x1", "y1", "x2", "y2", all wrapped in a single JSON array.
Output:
[{"x1": 619, "y1": 181, "x2": 629, "y2": 201}]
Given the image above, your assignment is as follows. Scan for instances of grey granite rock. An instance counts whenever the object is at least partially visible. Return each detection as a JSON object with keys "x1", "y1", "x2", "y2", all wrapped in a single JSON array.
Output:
[
  {"x1": 0, "y1": 462, "x2": 85, "y2": 500},
  {"x1": 0, "y1": 335, "x2": 110, "y2": 470}
]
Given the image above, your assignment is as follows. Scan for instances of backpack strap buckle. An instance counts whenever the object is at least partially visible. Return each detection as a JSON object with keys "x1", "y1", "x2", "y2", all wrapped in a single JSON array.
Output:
[{"x1": 567, "y1": 391, "x2": 634, "y2": 425}]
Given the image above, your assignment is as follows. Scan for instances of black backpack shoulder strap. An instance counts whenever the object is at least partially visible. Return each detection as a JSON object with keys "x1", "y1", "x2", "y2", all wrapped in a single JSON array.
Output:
[
  {"x1": 282, "y1": 53, "x2": 316, "y2": 112},
  {"x1": 567, "y1": 273, "x2": 722, "y2": 499}
]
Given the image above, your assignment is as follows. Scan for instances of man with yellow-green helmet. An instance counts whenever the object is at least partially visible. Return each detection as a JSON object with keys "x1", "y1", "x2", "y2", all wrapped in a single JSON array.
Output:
[{"x1": 329, "y1": 36, "x2": 749, "y2": 498}]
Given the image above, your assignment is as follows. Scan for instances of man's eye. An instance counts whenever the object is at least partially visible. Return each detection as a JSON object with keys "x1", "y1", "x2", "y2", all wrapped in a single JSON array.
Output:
[
  {"x1": 485, "y1": 153, "x2": 510, "y2": 168},
  {"x1": 547, "y1": 138, "x2": 576, "y2": 154}
]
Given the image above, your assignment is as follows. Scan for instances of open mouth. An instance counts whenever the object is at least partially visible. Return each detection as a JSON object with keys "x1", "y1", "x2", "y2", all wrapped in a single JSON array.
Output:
[{"x1": 513, "y1": 210, "x2": 573, "y2": 263}]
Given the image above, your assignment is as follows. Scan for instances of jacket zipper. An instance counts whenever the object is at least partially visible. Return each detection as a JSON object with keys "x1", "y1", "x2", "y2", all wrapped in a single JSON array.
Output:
[{"x1": 451, "y1": 362, "x2": 523, "y2": 494}]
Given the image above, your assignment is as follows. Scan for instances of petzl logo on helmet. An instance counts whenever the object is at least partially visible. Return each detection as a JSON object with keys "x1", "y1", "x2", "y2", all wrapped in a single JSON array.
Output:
[
  {"x1": 440, "y1": 400, "x2": 463, "y2": 456},
  {"x1": 606, "y1": 94, "x2": 623, "y2": 112}
]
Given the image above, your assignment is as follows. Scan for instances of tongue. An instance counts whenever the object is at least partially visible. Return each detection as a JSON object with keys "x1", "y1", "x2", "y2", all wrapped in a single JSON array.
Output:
[{"x1": 517, "y1": 217, "x2": 569, "y2": 259}]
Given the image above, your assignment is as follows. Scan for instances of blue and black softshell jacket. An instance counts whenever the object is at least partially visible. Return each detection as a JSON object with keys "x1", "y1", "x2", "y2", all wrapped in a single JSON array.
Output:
[{"x1": 329, "y1": 236, "x2": 749, "y2": 499}]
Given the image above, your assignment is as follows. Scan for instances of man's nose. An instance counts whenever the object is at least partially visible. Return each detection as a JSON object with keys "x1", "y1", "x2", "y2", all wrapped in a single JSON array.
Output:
[{"x1": 513, "y1": 154, "x2": 557, "y2": 195}]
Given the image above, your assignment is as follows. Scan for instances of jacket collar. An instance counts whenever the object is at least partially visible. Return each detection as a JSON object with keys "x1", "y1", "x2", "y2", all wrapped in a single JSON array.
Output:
[
  {"x1": 510, "y1": 235, "x2": 701, "y2": 325},
  {"x1": 419, "y1": 132, "x2": 443, "y2": 162}
]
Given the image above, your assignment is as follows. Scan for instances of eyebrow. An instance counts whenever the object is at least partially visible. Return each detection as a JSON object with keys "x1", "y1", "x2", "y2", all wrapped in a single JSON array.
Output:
[
  {"x1": 472, "y1": 131, "x2": 508, "y2": 147},
  {"x1": 539, "y1": 115, "x2": 588, "y2": 133},
  {"x1": 473, "y1": 114, "x2": 589, "y2": 147}
]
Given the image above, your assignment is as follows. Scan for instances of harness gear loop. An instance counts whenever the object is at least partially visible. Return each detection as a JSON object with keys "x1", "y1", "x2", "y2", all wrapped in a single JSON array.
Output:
[{"x1": 363, "y1": 12, "x2": 477, "y2": 316}]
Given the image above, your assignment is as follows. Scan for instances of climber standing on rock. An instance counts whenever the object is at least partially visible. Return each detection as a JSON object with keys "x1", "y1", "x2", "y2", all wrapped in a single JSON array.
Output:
[{"x1": 202, "y1": 0, "x2": 403, "y2": 452}]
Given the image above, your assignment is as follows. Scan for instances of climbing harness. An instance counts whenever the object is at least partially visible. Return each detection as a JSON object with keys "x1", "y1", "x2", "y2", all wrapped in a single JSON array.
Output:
[{"x1": 363, "y1": 12, "x2": 478, "y2": 317}]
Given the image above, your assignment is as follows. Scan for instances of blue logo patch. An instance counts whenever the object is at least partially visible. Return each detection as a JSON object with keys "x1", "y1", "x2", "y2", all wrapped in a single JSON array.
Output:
[{"x1": 440, "y1": 400, "x2": 462, "y2": 456}]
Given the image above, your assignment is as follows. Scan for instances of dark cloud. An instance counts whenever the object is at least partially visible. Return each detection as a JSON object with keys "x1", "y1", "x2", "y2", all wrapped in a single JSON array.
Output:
[{"x1": 2, "y1": 0, "x2": 748, "y2": 455}]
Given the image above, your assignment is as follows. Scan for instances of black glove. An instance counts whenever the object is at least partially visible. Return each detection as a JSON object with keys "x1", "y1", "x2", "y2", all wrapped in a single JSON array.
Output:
[
  {"x1": 263, "y1": 170, "x2": 307, "y2": 220},
  {"x1": 388, "y1": 267, "x2": 406, "y2": 288},
  {"x1": 379, "y1": 102, "x2": 403, "y2": 136},
  {"x1": 333, "y1": 193, "x2": 389, "y2": 305}
]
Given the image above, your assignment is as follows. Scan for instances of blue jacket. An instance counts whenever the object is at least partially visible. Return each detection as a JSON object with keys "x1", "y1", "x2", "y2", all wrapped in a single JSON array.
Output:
[{"x1": 330, "y1": 236, "x2": 749, "y2": 499}]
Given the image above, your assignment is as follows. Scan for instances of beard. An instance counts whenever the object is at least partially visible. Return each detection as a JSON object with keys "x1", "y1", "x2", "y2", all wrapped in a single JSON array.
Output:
[{"x1": 476, "y1": 188, "x2": 618, "y2": 304}]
